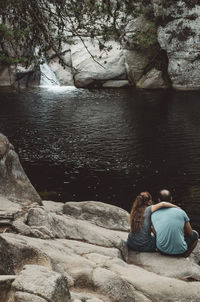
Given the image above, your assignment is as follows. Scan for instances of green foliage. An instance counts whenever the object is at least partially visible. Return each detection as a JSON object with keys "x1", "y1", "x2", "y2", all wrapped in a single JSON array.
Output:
[
  {"x1": 0, "y1": 23, "x2": 14, "y2": 39},
  {"x1": 0, "y1": 53, "x2": 27, "y2": 65},
  {"x1": 0, "y1": 0, "x2": 160, "y2": 66},
  {"x1": 134, "y1": 4, "x2": 154, "y2": 20},
  {"x1": 0, "y1": 22, "x2": 34, "y2": 66},
  {"x1": 129, "y1": 21, "x2": 158, "y2": 51},
  {"x1": 0, "y1": 23, "x2": 30, "y2": 43}
]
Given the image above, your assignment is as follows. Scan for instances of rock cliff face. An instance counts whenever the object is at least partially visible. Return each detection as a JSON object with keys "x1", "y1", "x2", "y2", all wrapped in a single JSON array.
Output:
[
  {"x1": 43, "y1": 34, "x2": 158, "y2": 89},
  {"x1": 1, "y1": 1, "x2": 199, "y2": 89},
  {"x1": 153, "y1": 0, "x2": 200, "y2": 90},
  {"x1": 0, "y1": 16, "x2": 163, "y2": 89},
  {"x1": 0, "y1": 133, "x2": 200, "y2": 302},
  {"x1": 0, "y1": 65, "x2": 40, "y2": 88},
  {"x1": 44, "y1": 15, "x2": 166, "y2": 89}
]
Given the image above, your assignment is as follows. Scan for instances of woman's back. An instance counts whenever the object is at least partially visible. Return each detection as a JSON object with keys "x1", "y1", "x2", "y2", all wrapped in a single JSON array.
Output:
[{"x1": 127, "y1": 205, "x2": 156, "y2": 252}]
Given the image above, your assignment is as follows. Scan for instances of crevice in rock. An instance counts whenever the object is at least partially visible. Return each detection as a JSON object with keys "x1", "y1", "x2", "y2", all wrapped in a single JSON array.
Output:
[
  {"x1": 58, "y1": 237, "x2": 126, "y2": 261},
  {"x1": 182, "y1": 276, "x2": 199, "y2": 282},
  {"x1": 142, "y1": 46, "x2": 172, "y2": 88}
]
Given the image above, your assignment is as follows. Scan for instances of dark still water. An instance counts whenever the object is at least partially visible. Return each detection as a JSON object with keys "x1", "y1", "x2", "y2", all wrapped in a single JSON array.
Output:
[{"x1": 0, "y1": 86, "x2": 200, "y2": 231}]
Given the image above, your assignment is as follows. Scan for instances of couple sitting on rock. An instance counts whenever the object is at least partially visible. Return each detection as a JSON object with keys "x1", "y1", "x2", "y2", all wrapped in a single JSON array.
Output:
[{"x1": 127, "y1": 189, "x2": 199, "y2": 257}]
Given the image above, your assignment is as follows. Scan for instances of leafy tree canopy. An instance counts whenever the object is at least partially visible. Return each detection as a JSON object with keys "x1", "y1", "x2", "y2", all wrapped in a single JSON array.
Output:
[{"x1": 0, "y1": 0, "x2": 154, "y2": 66}]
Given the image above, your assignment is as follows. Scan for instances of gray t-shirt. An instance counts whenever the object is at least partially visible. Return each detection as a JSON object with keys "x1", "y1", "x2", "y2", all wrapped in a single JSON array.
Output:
[{"x1": 127, "y1": 206, "x2": 155, "y2": 251}]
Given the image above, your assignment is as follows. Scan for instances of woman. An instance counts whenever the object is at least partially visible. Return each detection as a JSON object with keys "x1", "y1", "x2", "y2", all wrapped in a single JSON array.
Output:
[{"x1": 127, "y1": 192, "x2": 177, "y2": 252}]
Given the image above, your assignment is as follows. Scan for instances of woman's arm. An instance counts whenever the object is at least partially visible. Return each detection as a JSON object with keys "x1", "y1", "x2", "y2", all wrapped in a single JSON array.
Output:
[{"x1": 151, "y1": 202, "x2": 179, "y2": 213}]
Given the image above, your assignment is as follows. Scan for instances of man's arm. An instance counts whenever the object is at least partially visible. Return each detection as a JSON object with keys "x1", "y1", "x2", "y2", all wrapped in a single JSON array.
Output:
[
  {"x1": 184, "y1": 221, "x2": 193, "y2": 236},
  {"x1": 151, "y1": 202, "x2": 179, "y2": 213}
]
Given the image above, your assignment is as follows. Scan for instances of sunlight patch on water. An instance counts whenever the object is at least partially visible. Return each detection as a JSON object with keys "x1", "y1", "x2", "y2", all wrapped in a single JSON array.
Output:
[{"x1": 40, "y1": 85, "x2": 79, "y2": 93}]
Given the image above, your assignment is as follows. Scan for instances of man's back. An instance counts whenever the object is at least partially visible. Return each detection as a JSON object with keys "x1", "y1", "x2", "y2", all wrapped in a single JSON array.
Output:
[{"x1": 151, "y1": 207, "x2": 189, "y2": 255}]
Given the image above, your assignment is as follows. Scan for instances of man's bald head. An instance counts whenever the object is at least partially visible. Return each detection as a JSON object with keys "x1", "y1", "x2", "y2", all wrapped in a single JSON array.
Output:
[{"x1": 158, "y1": 189, "x2": 172, "y2": 202}]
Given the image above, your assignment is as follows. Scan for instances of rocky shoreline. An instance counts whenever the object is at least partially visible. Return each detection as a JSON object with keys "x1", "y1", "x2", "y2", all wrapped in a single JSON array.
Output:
[{"x1": 0, "y1": 132, "x2": 200, "y2": 302}]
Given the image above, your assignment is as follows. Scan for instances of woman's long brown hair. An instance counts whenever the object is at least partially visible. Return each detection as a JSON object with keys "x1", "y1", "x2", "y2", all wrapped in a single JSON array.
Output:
[{"x1": 130, "y1": 192, "x2": 153, "y2": 233}]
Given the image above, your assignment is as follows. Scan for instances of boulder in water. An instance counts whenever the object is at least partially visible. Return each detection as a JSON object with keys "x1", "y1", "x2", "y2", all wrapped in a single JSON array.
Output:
[{"x1": 0, "y1": 133, "x2": 41, "y2": 204}]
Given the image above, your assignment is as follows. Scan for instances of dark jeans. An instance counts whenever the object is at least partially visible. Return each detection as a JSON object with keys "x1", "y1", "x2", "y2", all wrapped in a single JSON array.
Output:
[{"x1": 185, "y1": 230, "x2": 199, "y2": 249}]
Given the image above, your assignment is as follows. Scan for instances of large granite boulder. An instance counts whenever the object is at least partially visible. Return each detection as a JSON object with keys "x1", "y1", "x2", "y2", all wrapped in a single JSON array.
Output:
[
  {"x1": 124, "y1": 48, "x2": 151, "y2": 84},
  {"x1": 47, "y1": 47, "x2": 74, "y2": 86},
  {"x1": 0, "y1": 65, "x2": 40, "y2": 88},
  {"x1": 136, "y1": 68, "x2": 166, "y2": 89},
  {"x1": 0, "y1": 264, "x2": 70, "y2": 302},
  {"x1": 13, "y1": 206, "x2": 128, "y2": 260},
  {"x1": 106, "y1": 256, "x2": 200, "y2": 302},
  {"x1": 128, "y1": 249, "x2": 200, "y2": 280},
  {"x1": 63, "y1": 200, "x2": 129, "y2": 231},
  {"x1": 70, "y1": 39, "x2": 127, "y2": 88},
  {"x1": 15, "y1": 65, "x2": 40, "y2": 88},
  {"x1": 0, "y1": 133, "x2": 41, "y2": 204},
  {"x1": 11, "y1": 265, "x2": 70, "y2": 302},
  {"x1": 0, "y1": 66, "x2": 16, "y2": 87},
  {"x1": 123, "y1": 15, "x2": 160, "y2": 85},
  {"x1": 0, "y1": 232, "x2": 122, "y2": 285},
  {"x1": 153, "y1": 0, "x2": 200, "y2": 89}
]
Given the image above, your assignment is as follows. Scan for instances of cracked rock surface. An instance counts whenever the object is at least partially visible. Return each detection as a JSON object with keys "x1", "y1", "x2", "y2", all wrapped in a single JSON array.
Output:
[
  {"x1": 153, "y1": 0, "x2": 200, "y2": 89},
  {"x1": 0, "y1": 133, "x2": 200, "y2": 302}
]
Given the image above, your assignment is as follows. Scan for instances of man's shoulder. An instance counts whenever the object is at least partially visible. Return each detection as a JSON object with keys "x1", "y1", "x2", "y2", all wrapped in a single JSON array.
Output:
[
  {"x1": 152, "y1": 207, "x2": 185, "y2": 216},
  {"x1": 168, "y1": 207, "x2": 187, "y2": 216}
]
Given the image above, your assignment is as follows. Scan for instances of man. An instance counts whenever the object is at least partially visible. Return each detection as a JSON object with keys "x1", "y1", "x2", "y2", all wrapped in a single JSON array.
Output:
[{"x1": 151, "y1": 189, "x2": 199, "y2": 257}]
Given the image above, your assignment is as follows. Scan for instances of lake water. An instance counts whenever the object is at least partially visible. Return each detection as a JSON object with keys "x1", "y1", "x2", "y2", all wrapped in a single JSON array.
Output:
[{"x1": 0, "y1": 86, "x2": 200, "y2": 231}]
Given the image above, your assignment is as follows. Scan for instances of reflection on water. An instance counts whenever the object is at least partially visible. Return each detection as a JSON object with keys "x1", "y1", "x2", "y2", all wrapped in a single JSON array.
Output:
[
  {"x1": 0, "y1": 87, "x2": 200, "y2": 231},
  {"x1": 40, "y1": 86, "x2": 79, "y2": 92}
]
